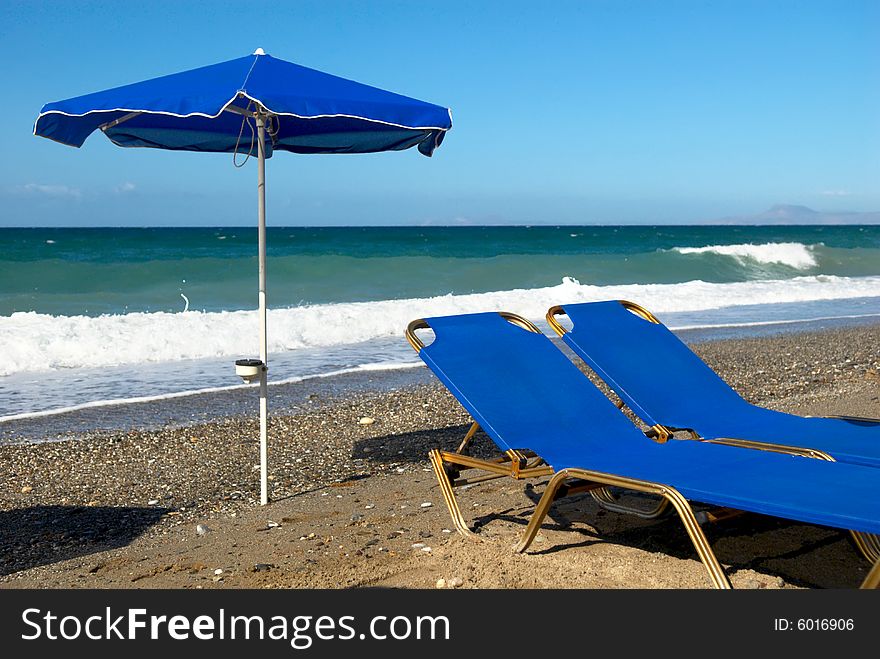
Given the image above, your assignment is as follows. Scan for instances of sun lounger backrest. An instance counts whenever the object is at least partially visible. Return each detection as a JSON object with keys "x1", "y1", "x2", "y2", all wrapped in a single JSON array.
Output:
[
  {"x1": 418, "y1": 312, "x2": 646, "y2": 468},
  {"x1": 560, "y1": 301, "x2": 747, "y2": 429}
]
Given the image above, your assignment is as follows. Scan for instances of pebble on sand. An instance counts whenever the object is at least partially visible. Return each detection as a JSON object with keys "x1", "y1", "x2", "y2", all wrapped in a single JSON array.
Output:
[
  {"x1": 358, "y1": 417, "x2": 375, "y2": 425},
  {"x1": 435, "y1": 576, "x2": 461, "y2": 588},
  {"x1": 196, "y1": 524, "x2": 211, "y2": 536},
  {"x1": 420, "y1": 502, "x2": 432, "y2": 508},
  {"x1": 20, "y1": 486, "x2": 33, "y2": 494}
]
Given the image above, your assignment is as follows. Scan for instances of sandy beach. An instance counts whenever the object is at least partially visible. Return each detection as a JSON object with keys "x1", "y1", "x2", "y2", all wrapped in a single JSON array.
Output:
[{"x1": 1, "y1": 324, "x2": 878, "y2": 590}]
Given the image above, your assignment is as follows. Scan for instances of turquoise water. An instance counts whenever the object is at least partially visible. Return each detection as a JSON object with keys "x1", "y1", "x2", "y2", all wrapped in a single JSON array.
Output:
[
  {"x1": 1, "y1": 224, "x2": 879, "y2": 420},
  {"x1": 3, "y1": 225, "x2": 879, "y2": 315}
]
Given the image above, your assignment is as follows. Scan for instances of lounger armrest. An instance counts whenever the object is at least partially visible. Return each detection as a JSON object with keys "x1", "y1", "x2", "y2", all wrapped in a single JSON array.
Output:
[
  {"x1": 706, "y1": 437, "x2": 836, "y2": 461},
  {"x1": 406, "y1": 319, "x2": 430, "y2": 352},
  {"x1": 546, "y1": 306, "x2": 570, "y2": 336}
]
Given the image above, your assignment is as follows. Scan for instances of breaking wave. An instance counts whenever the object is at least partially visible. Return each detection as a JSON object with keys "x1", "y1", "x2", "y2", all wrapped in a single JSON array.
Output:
[
  {"x1": 670, "y1": 242, "x2": 819, "y2": 269},
  {"x1": 3, "y1": 274, "x2": 880, "y2": 376}
]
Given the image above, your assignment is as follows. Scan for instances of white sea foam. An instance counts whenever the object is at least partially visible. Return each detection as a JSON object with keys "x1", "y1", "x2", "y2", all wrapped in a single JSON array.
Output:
[
  {"x1": 671, "y1": 242, "x2": 819, "y2": 269},
  {"x1": 2, "y1": 274, "x2": 880, "y2": 377},
  {"x1": 0, "y1": 361, "x2": 422, "y2": 423}
]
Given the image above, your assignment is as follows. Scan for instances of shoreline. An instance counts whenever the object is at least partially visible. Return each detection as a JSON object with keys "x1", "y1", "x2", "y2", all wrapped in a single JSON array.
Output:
[
  {"x1": 0, "y1": 322, "x2": 878, "y2": 588},
  {"x1": 3, "y1": 313, "x2": 879, "y2": 444}
]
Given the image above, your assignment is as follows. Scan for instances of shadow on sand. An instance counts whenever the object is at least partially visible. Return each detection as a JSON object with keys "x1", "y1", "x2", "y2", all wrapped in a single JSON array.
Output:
[
  {"x1": 0, "y1": 504, "x2": 170, "y2": 577},
  {"x1": 356, "y1": 424, "x2": 872, "y2": 588},
  {"x1": 353, "y1": 423, "x2": 500, "y2": 465}
]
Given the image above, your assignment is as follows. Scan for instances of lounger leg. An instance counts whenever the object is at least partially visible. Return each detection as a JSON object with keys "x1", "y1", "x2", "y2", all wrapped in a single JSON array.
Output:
[
  {"x1": 850, "y1": 532, "x2": 880, "y2": 564},
  {"x1": 515, "y1": 469, "x2": 732, "y2": 589},
  {"x1": 861, "y1": 557, "x2": 880, "y2": 589},
  {"x1": 658, "y1": 484, "x2": 732, "y2": 590},
  {"x1": 428, "y1": 449, "x2": 481, "y2": 542},
  {"x1": 867, "y1": 534, "x2": 880, "y2": 561},
  {"x1": 456, "y1": 421, "x2": 481, "y2": 454},
  {"x1": 514, "y1": 470, "x2": 570, "y2": 554}
]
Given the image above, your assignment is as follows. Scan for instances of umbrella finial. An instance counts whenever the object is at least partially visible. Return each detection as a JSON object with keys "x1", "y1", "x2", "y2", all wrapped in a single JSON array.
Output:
[{"x1": 253, "y1": 48, "x2": 266, "y2": 56}]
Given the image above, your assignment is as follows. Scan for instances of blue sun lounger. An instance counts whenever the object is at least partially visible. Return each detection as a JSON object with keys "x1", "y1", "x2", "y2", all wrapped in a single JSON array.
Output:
[
  {"x1": 546, "y1": 300, "x2": 880, "y2": 468},
  {"x1": 406, "y1": 311, "x2": 880, "y2": 589},
  {"x1": 547, "y1": 299, "x2": 880, "y2": 561}
]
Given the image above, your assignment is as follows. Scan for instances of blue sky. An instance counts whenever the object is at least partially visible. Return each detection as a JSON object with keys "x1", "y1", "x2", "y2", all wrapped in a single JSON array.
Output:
[{"x1": 1, "y1": 0, "x2": 878, "y2": 226}]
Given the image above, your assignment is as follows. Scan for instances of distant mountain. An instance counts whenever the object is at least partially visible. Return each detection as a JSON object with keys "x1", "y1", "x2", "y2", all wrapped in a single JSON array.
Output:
[{"x1": 710, "y1": 204, "x2": 880, "y2": 225}]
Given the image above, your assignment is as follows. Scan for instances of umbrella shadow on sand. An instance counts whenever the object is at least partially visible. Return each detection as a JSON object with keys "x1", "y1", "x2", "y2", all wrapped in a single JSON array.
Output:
[
  {"x1": 352, "y1": 423, "x2": 503, "y2": 465},
  {"x1": 0, "y1": 504, "x2": 170, "y2": 577}
]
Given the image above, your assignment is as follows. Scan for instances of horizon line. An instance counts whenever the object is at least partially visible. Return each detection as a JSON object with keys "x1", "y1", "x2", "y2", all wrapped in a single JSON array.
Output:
[{"x1": 2, "y1": 222, "x2": 880, "y2": 229}]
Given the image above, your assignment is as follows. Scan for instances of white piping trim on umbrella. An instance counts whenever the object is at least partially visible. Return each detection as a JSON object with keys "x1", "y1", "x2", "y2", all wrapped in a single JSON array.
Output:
[
  {"x1": 235, "y1": 92, "x2": 453, "y2": 133},
  {"x1": 33, "y1": 91, "x2": 452, "y2": 146}
]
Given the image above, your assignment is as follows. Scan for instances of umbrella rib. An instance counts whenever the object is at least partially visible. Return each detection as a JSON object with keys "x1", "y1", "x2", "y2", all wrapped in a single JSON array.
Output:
[
  {"x1": 99, "y1": 111, "x2": 143, "y2": 132},
  {"x1": 224, "y1": 104, "x2": 257, "y2": 118}
]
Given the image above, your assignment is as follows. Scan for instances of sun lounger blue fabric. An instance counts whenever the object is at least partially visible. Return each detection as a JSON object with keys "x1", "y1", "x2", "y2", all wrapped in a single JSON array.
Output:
[
  {"x1": 418, "y1": 312, "x2": 880, "y2": 535},
  {"x1": 554, "y1": 301, "x2": 880, "y2": 469}
]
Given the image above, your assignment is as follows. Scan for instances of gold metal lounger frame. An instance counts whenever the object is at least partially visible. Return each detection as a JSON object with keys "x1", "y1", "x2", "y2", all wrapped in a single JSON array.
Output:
[
  {"x1": 407, "y1": 312, "x2": 880, "y2": 589},
  {"x1": 547, "y1": 301, "x2": 880, "y2": 563}
]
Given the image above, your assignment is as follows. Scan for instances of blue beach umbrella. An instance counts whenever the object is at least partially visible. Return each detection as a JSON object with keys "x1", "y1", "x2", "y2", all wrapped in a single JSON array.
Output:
[{"x1": 34, "y1": 48, "x2": 452, "y2": 505}]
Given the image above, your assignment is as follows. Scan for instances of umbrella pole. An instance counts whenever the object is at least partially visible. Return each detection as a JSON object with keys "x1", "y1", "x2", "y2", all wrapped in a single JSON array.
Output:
[{"x1": 256, "y1": 112, "x2": 269, "y2": 506}]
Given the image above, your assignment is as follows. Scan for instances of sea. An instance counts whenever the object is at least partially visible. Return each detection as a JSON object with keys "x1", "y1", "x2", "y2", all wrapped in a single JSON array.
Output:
[{"x1": 1, "y1": 225, "x2": 879, "y2": 427}]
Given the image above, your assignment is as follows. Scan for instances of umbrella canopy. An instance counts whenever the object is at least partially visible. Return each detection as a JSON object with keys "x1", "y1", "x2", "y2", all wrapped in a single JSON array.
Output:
[
  {"x1": 35, "y1": 49, "x2": 452, "y2": 155},
  {"x1": 34, "y1": 49, "x2": 451, "y2": 505}
]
